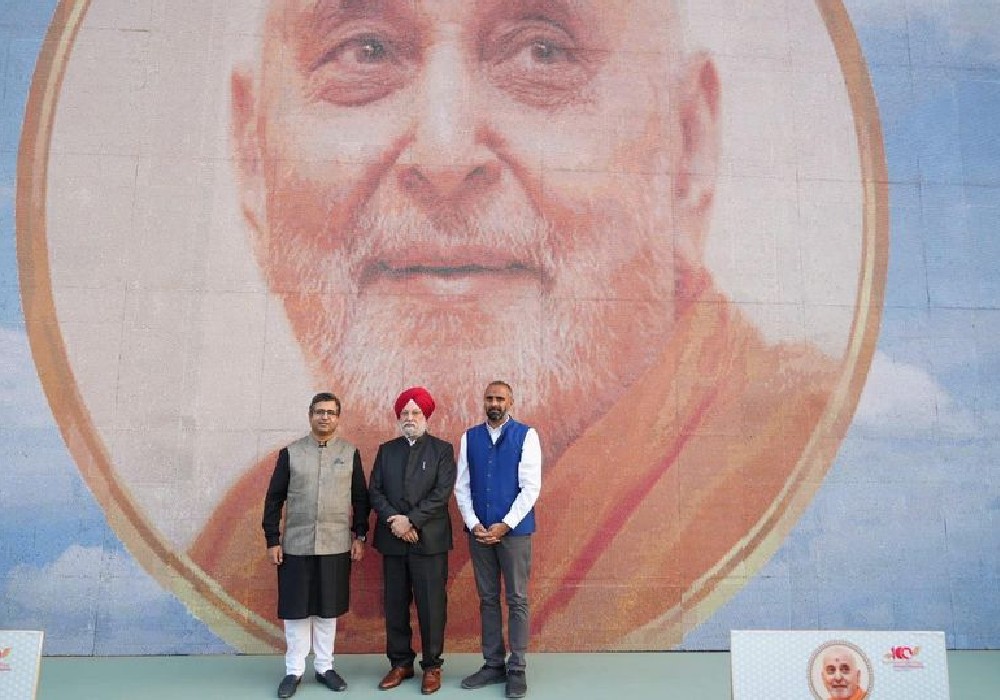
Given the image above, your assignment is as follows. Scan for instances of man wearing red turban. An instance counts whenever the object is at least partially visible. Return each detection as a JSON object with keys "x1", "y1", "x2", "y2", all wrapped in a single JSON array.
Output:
[
  {"x1": 369, "y1": 387, "x2": 456, "y2": 695},
  {"x1": 393, "y1": 387, "x2": 437, "y2": 422}
]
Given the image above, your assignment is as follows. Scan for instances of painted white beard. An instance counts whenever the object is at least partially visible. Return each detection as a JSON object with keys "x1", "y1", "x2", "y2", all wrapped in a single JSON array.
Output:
[
  {"x1": 299, "y1": 277, "x2": 678, "y2": 457},
  {"x1": 270, "y1": 196, "x2": 681, "y2": 453}
]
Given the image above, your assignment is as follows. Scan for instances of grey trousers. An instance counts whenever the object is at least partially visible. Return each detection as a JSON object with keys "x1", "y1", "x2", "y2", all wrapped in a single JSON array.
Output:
[{"x1": 468, "y1": 532, "x2": 532, "y2": 672}]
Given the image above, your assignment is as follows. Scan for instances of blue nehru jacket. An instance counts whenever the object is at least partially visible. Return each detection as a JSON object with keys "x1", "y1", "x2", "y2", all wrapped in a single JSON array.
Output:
[{"x1": 465, "y1": 419, "x2": 536, "y2": 536}]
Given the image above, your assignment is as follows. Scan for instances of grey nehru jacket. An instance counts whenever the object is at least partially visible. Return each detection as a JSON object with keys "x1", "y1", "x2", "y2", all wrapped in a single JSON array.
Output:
[{"x1": 282, "y1": 435, "x2": 355, "y2": 556}]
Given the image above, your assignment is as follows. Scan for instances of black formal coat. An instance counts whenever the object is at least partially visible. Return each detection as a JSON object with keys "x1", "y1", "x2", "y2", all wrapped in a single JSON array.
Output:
[{"x1": 369, "y1": 434, "x2": 456, "y2": 556}]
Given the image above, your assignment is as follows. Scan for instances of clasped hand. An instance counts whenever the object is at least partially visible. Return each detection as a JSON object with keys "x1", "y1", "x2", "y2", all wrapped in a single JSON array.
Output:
[
  {"x1": 472, "y1": 522, "x2": 510, "y2": 545},
  {"x1": 388, "y1": 514, "x2": 419, "y2": 543}
]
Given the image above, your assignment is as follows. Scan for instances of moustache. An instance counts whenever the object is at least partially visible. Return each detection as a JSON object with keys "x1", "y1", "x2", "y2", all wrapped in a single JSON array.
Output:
[{"x1": 346, "y1": 208, "x2": 556, "y2": 288}]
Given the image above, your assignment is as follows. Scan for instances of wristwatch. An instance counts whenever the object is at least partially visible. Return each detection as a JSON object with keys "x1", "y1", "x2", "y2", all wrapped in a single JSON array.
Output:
[{"x1": 354, "y1": 534, "x2": 367, "y2": 543}]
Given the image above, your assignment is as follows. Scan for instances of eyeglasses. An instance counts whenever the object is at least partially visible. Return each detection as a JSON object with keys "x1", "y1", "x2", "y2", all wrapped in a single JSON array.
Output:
[{"x1": 312, "y1": 409, "x2": 340, "y2": 417}]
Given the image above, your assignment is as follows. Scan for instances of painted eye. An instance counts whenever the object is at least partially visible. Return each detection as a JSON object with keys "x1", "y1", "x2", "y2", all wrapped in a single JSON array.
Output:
[
  {"x1": 355, "y1": 37, "x2": 388, "y2": 63},
  {"x1": 528, "y1": 39, "x2": 569, "y2": 64},
  {"x1": 310, "y1": 31, "x2": 416, "y2": 106},
  {"x1": 485, "y1": 25, "x2": 595, "y2": 109},
  {"x1": 321, "y1": 34, "x2": 394, "y2": 68}
]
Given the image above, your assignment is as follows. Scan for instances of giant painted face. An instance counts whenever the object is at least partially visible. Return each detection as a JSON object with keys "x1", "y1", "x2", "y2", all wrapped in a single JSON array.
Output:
[{"x1": 234, "y1": 0, "x2": 719, "y2": 449}]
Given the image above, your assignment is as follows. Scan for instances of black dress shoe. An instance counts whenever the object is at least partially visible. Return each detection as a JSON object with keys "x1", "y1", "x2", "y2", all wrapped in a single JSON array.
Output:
[
  {"x1": 316, "y1": 669, "x2": 348, "y2": 692},
  {"x1": 462, "y1": 664, "x2": 507, "y2": 689},
  {"x1": 277, "y1": 674, "x2": 301, "y2": 698}
]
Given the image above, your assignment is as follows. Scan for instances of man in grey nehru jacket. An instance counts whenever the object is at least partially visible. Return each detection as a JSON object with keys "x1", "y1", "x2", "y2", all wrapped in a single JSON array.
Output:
[{"x1": 263, "y1": 392, "x2": 371, "y2": 698}]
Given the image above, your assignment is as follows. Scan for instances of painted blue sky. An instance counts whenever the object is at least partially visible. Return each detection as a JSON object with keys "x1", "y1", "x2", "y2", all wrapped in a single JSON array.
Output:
[{"x1": 1, "y1": 1, "x2": 998, "y2": 652}]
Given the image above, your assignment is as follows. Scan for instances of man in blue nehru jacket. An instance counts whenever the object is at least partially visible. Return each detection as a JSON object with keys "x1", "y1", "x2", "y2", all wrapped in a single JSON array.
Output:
[{"x1": 455, "y1": 381, "x2": 542, "y2": 699}]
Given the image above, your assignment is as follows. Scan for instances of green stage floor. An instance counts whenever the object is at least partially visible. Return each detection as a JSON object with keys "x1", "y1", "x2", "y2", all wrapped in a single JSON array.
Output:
[{"x1": 34, "y1": 651, "x2": 999, "y2": 699}]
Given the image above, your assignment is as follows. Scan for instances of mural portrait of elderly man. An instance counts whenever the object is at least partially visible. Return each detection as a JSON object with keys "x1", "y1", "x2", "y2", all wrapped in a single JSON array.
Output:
[{"x1": 21, "y1": 0, "x2": 884, "y2": 652}]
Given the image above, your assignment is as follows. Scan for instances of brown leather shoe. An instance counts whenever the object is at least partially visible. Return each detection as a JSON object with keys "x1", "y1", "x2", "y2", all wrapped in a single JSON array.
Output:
[
  {"x1": 378, "y1": 665, "x2": 414, "y2": 690},
  {"x1": 421, "y1": 668, "x2": 442, "y2": 695}
]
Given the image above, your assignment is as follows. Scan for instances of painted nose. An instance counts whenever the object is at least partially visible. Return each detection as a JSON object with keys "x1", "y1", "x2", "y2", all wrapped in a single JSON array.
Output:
[
  {"x1": 396, "y1": 41, "x2": 501, "y2": 208},
  {"x1": 398, "y1": 159, "x2": 500, "y2": 205}
]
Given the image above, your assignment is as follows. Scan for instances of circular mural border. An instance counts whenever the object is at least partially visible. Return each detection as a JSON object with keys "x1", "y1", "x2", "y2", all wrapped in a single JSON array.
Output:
[{"x1": 17, "y1": 0, "x2": 887, "y2": 652}]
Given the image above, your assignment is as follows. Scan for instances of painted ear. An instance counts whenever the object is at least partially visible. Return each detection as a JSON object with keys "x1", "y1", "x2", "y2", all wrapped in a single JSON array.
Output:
[
  {"x1": 231, "y1": 66, "x2": 265, "y2": 235},
  {"x1": 673, "y1": 54, "x2": 720, "y2": 257}
]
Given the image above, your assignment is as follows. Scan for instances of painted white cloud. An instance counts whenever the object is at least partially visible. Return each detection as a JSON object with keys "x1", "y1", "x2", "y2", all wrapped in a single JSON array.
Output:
[
  {"x1": 3, "y1": 544, "x2": 233, "y2": 654},
  {"x1": 5, "y1": 545, "x2": 172, "y2": 616},
  {"x1": 0, "y1": 325, "x2": 55, "y2": 429},
  {"x1": 2, "y1": 544, "x2": 196, "y2": 653},
  {"x1": 853, "y1": 350, "x2": 977, "y2": 436}
]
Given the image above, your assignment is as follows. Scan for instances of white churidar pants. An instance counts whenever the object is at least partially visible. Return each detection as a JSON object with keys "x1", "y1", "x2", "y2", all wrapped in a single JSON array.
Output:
[{"x1": 284, "y1": 617, "x2": 337, "y2": 676}]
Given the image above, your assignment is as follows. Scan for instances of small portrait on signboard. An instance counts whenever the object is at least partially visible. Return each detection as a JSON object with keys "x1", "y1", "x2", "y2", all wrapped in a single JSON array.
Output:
[{"x1": 808, "y1": 641, "x2": 873, "y2": 700}]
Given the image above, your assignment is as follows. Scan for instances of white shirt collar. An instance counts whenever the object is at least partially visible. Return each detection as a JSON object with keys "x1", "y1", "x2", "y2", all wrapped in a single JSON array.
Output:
[{"x1": 486, "y1": 415, "x2": 511, "y2": 441}]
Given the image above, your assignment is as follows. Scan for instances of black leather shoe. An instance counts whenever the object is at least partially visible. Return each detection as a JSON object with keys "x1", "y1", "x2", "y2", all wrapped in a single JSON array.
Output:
[
  {"x1": 316, "y1": 669, "x2": 348, "y2": 692},
  {"x1": 505, "y1": 670, "x2": 527, "y2": 698},
  {"x1": 277, "y1": 674, "x2": 301, "y2": 698}
]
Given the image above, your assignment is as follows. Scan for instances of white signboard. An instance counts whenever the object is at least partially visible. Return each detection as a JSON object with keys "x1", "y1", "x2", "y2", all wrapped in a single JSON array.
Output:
[
  {"x1": 0, "y1": 631, "x2": 44, "y2": 700},
  {"x1": 731, "y1": 630, "x2": 949, "y2": 699}
]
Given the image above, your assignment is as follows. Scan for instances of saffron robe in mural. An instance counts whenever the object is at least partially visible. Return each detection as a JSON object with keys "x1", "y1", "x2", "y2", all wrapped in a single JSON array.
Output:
[{"x1": 190, "y1": 275, "x2": 838, "y2": 650}]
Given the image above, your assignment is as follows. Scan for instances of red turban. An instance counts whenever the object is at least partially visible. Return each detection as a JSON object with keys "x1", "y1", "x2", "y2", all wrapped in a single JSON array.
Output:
[{"x1": 394, "y1": 386, "x2": 436, "y2": 419}]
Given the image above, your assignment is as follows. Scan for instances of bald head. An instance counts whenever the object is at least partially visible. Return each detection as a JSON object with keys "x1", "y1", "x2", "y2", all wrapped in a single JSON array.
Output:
[{"x1": 821, "y1": 646, "x2": 861, "y2": 699}]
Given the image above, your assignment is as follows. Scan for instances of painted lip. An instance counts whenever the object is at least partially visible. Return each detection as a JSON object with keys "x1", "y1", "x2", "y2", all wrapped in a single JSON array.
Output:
[
  {"x1": 365, "y1": 261, "x2": 536, "y2": 279},
  {"x1": 355, "y1": 244, "x2": 545, "y2": 287}
]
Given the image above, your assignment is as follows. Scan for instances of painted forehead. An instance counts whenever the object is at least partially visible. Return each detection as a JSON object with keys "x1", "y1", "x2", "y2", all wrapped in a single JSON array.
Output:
[
  {"x1": 822, "y1": 648, "x2": 857, "y2": 667},
  {"x1": 265, "y1": 0, "x2": 672, "y2": 45},
  {"x1": 282, "y1": 0, "x2": 603, "y2": 23}
]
